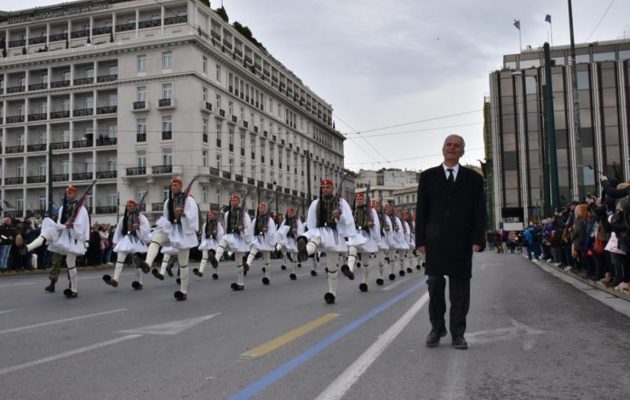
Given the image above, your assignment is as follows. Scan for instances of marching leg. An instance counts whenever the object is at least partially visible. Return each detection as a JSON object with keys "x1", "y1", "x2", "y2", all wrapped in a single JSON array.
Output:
[
  {"x1": 136, "y1": 231, "x2": 168, "y2": 273},
  {"x1": 289, "y1": 252, "x2": 299, "y2": 280},
  {"x1": 388, "y1": 250, "x2": 396, "y2": 281},
  {"x1": 153, "y1": 253, "x2": 170, "y2": 280},
  {"x1": 25, "y1": 235, "x2": 47, "y2": 253},
  {"x1": 341, "y1": 246, "x2": 357, "y2": 280},
  {"x1": 194, "y1": 250, "x2": 209, "y2": 277},
  {"x1": 174, "y1": 250, "x2": 190, "y2": 301},
  {"x1": 311, "y1": 252, "x2": 320, "y2": 277},
  {"x1": 262, "y1": 252, "x2": 271, "y2": 285},
  {"x1": 209, "y1": 241, "x2": 226, "y2": 270},
  {"x1": 231, "y1": 251, "x2": 245, "y2": 291},
  {"x1": 64, "y1": 253, "x2": 78, "y2": 298},
  {"x1": 103, "y1": 251, "x2": 126, "y2": 287},
  {"x1": 398, "y1": 251, "x2": 406, "y2": 277},
  {"x1": 376, "y1": 251, "x2": 385, "y2": 286},
  {"x1": 324, "y1": 251, "x2": 339, "y2": 304},
  {"x1": 132, "y1": 265, "x2": 144, "y2": 290},
  {"x1": 359, "y1": 254, "x2": 370, "y2": 292},
  {"x1": 246, "y1": 247, "x2": 258, "y2": 269}
]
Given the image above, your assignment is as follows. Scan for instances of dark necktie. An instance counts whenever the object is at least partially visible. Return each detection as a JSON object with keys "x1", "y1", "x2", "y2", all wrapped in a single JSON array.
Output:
[{"x1": 447, "y1": 168, "x2": 455, "y2": 184}]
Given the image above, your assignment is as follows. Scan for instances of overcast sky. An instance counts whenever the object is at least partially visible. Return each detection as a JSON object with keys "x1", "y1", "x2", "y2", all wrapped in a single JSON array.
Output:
[{"x1": 3, "y1": 0, "x2": 630, "y2": 172}]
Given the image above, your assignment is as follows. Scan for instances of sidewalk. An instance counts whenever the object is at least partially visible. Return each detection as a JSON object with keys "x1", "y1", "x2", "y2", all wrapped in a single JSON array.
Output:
[{"x1": 524, "y1": 254, "x2": 630, "y2": 318}]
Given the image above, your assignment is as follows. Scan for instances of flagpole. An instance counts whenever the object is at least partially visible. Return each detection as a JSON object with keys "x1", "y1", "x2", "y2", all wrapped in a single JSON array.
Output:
[
  {"x1": 550, "y1": 21, "x2": 554, "y2": 46},
  {"x1": 518, "y1": 29, "x2": 522, "y2": 51}
]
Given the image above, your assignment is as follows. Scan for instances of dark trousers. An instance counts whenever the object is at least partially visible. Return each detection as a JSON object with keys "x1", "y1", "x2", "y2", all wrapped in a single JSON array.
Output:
[{"x1": 427, "y1": 274, "x2": 470, "y2": 338}]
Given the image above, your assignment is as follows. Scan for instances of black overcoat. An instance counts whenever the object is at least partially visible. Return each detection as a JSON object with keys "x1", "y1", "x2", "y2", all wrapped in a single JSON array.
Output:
[{"x1": 415, "y1": 165, "x2": 486, "y2": 279}]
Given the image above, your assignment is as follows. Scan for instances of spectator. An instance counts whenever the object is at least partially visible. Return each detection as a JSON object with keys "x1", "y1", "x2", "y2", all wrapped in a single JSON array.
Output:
[{"x1": 0, "y1": 217, "x2": 17, "y2": 269}]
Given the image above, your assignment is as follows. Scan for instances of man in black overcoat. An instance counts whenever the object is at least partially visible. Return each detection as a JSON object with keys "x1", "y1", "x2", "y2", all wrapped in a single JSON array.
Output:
[{"x1": 415, "y1": 135, "x2": 486, "y2": 350}]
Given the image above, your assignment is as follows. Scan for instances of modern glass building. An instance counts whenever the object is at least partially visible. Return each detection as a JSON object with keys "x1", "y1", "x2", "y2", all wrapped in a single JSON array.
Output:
[{"x1": 488, "y1": 39, "x2": 630, "y2": 228}]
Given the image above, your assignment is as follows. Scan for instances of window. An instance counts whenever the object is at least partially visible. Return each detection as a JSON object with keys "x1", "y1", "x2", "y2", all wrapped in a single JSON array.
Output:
[
  {"x1": 163, "y1": 186, "x2": 170, "y2": 202},
  {"x1": 202, "y1": 119, "x2": 208, "y2": 142},
  {"x1": 162, "y1": 52, "x2": 172, "y2": 70},
  {"x1": 38, "y1": 162, "x2": 46, "y2": 176},
  {"x1": 217, "y1": 154, "x2": 222, "y2": 170},
  {"x1": 228, "y1": 101, "x2": 233, "y2": 115},
  {"x1": 228, "y1": 158, "x2": 234, "y2": 173},
  {"x1": 107, "y1": 192, "x2": 117, "y2": 207},
  {"x1": 137, "y1": 55, "x2": 146, "y2": 73},
  {"x1": 137, "y1": 151, "x2": 146, "y2": 167},
  {"x1": 202, "y1": 56, "x2": 207, "y2": 73},
  {"x1": 107, "y1": 157, "x2": 116, "y2": 171},
  {"x1": 202, "y1": 150, "x2": 208, "y2": 167},
  {"x1": 216, "y1": 124, "x2": 222, "y2": 147},
  {"x1": 229, "y1": 129, "x2": 234, "y2": 149},
  {"x1": 202, "y1": 87, "x2": 208, "y2": 101},
  {"x1": 162, "y1": 148, "x2": 172, "y2": 166},
  {"x1": 216, "y1": 64, "x2": 221, "y2": 82},
  {"x1": 162, "y1": 116, "x2": 172, "y2": 139},
  {"x1": 39, "y1": 195, "x2": 47, "y2": 211},
  {"x1": 62, "y1": 160, "x2": 70, "y2": 174},
  {"x1": 161, "y1": 83, "x2": 172, "y2": 99},
  {"x1": 136, "y1": 86, "x2": 147, "y2": 101},
  {"x1": 86, "y1": 68, "x2": 94, "y2": 79},
  {"x1": 216, "y1": 94, "x2": 222, "y2": 110},
  {"x1": 136, "y1": 118, "x2": 146, "y2": 141}
]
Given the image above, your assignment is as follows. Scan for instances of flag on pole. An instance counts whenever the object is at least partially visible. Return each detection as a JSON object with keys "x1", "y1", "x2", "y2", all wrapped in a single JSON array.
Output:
[
  {"x1": 545, "y1": 14, "x2": 552, "y2": 24},
  {"x1": 513, "y1": 19, "x2": 521, "y2": 30}
]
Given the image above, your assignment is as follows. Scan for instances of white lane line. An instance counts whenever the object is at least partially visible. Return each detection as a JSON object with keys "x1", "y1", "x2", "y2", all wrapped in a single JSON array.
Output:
[
  {"x1": 314, "y1": 292, "x2": 430, "y2": 400},
  {"x1": 0, "y1": 334, "x2": 143, "y2": 376},
  {"x1": 0, "y1": 308, "x2": 127, "y2": 336},
  {"x1": 0, "y1": 309, "x2": 17, "y2": 315},
  {"x1": 0, "y1": 281, "x2": 35, "y2": 288}
]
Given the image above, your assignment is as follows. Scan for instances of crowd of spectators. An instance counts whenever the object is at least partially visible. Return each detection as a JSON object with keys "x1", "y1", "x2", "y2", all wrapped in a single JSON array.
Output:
[{"x1": 486, "y1": 177, "x2": 630, "y2": 293}]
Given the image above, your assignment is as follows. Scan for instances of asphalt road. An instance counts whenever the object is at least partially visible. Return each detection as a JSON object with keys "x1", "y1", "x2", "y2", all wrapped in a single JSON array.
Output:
[{"x1": 0, "y1": 251, "x2": 629, "y2": 400}]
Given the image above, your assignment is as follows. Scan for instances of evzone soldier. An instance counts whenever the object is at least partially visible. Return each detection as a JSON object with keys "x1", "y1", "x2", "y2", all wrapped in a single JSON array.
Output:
[
  {"x1": 20, "y1": 185, "x2": 90, "y2": 298},
  {"x1": 297, "y1": 178, "x2": 359, "y2": 304},
  {"x1": 384, "y1": 202, "x2": 399, "y2": 281},
  {"x1": 208, "y1": 193, "x2": 252, "y2": 291},
  {"x1": 408, "y1": 212, "x2": 423, "y2": 270},
  {"x1": 345, "y1": 192, "x2": 381, "y2": 292},
  {"x1": 103, "y1": 199, "x2": 151, "y2": 290},
  {"x1": 392, "y1": 208, "x2": 411, "y2": 277},
  {"x1": 136, "y1": 177, "x2": 199, "y2": 301},
  {"x1": 372, "y1": 199, "x2": 392, "y2": 286},
  {"x1": 400, "y1": 209, "x2": 415, "y2": 274},
  {"x1": 245, "y1": 202, "x2": 277, "y2": 285},
  {"x1": 193, "y1": 210, "x2": 225, "y2": 280},
  {"x1": 275, "y1": 207, "x2": 306, "y2": 280}
]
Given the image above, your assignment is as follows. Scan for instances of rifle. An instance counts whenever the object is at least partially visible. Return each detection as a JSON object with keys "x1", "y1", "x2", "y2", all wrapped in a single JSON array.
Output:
[
  {"x1": 66, "y1": 179, "x2": 97, "y2": 227},
  {"x1": 366, "y1": 180, "x2": 373, "y2": 225}
]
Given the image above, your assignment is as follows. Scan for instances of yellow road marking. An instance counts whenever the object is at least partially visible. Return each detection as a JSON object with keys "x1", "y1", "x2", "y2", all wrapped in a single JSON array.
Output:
[{"x1": 242, "y1": 313, "x2": 340, "y2": 358}]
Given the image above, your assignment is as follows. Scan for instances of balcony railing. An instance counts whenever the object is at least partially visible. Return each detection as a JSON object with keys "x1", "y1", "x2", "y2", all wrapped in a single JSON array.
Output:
[
  {"x1": 96, "y1": 171, "x2": 117, "y2": 179},
  {"x1": 95, "y1": 206, "x2": 117, "y2": 214},
  {"x1": 27, "y1": 144, "x2": 46, "y2": 152},
  {"x1": 209, "y1": 167, "x2": 220, "y2": 176},
  {"x1": 267, "y1": 183, "x2": 273, "y2": 190},
  {"x1": 133, "y1": 101, "x2": 148, "y2": 110},
  {"x1": 29, "y1": 36, "x2": 47, "y2": 45},
  {"x1": 73, "y1": 172, "x2": 93, "y2": 180},
  {"x1": 219, "y1": 109, "x2": 226, "y2": 117},
  {"x1": 8, "y1": 39, "x2": 26, "y2": 48},
  {"x1": 74, "y1": 77, "x2": 93, "y2": 85},
  {"x1": 5, "y1": 177, "x2": 23, "y2": 185},
  {"x1": 136, "y1": 133, "x2": 146, "y2": 142},
  {"x1": 152, "y1": 202, "x2": 163, "y2": 212},
  {"x1": 201, "y1": 101, "x2": 212, "y2": 112},
  {"x1": 49, "y1": 33, "x2": 67, "y2": 42},
  {"x1": 247, "y1": 177, "x2": 255, "y2": 185},
  {"x1": 162, "y1": 130, "x2": 172, "y2": 140},
  {"x1": 6, "y1": 115, "x2": 24, "y2": 124},
  {"x1": 7, "y1": 86, "x2": 25, "y2": 93},
  {"x1": 126, "y1": 166, "x2": 146, "y2": 176},
  {"x1": 70, "y1": 30, "x2": 89, "y2": 38},
  {"x1": 158, "y1": 98, "x2": 173, "y2": 107},
  {"x1": 257, "y1": 181, "x2": 264, "y2": 188},
  {"x1": 235, "y1": 174, "x2": 243, "y2": 183},
  {"x1": 50, "y1": 141, "x2": 69, "y2": 150},
  {"x1": 28, "y1": 113, "x2": 47, "y2": 121},
  {"x1": 138, "y1": 19, "x2": 161, "y2": 29},
  {"x1": 51, "y1": 80, "x2": 70, "y2": 88},
  {"x1": 97, "y1": 105, "x2": 117, "y2": 114},
  {"x1": 243, "y1": 120, "x2": 249, "y2": 128},
  {"x1": 73, "y1": 140, "x2": 90, "y2": 148},
  {"x1": 73, "y1": 108, "x2": 93, "y2": 117},
  {"x1": 116, "y1": 23, "x2": 135, "y2": 32},
  {"x1": 222, "y1": 171, "x2": 231, "y2": 179},
  {"x1": 27, "y1": 175, "x2": 47, "y2": 184},
  {"x1": 152, "y1": 165, "x2": 172, "y2": 174},
  {"x1": 231, "y1": 115, "x2": 237, "y2": 123},
  {"x1": 29, "y1": 83, "x2": 47, "y2": 91},
  {"x1": 50, "y1": 110, "x2": 70, "y2": 119},
  {"x1": 52, "y1": 174, "x2": 69, "y2": 182},
  {"x1": 92, "y1": 26, "x2": 112, "y2": 35},
  {"x1": 96, "y1": 136, "x2": 117, "y2": 146},
  {"x1": 164, "y1": 15, "x2": 188, "y2": 25},
  {"x1": 97, "y1": 75, "x2": 117, "y2": 83}
]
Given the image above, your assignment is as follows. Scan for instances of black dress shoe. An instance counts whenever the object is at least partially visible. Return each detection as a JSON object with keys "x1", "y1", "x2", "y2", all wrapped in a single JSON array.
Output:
[
  {"x1": 425, "y1": 328, "x2": 447, "y2": 348},
  {"x1": 452, "y1": 336, "x2": 468, "y2": 350}
]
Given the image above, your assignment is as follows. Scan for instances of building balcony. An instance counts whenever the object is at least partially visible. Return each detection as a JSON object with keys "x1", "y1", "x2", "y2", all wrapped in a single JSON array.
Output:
[
  {"x1": 247, "y1": 177, "x2": 255, "y2": 185},
  {"x1": 136, "y1": 133, "x2": 146, "y2": 142},
  {"x1": 209, "y1": 167, "x2": 220, "y2": 176},
  {"x1": 27, "y1": 143, "x2": 46, "y2": 152},
  {"x1": 73, "y1": 172, "x2": 93, "y2": 181},
  {"x1": 235, "y1": 174, "x2": 243, "y2": 183},
  {"x1": 284, "y1": 188, "x2": 291, "y2": 195},
  {"x1": 73, "y1": 140, "x2": 91, "y2": 148},
  {"x1": 292, "y1": 189, "x2": 298, "y2": 196},
  {"x1": 28, "y1": 113, "x2": 47, "y2": 121},
  {"x1": 243, "y1": 120, "x2": 249, "y2": 129},
  {"x1": 231, "y1": 115, "x2": 238, "y2": 124},
  {"x1": 28, "y1": 37, "x2": 47, "y2": 45},
  {"x1": 97, "y1": 105, "x2": 117, "y2": 114},
  {"x1": 96, "y1": 170, "x2": 117, "y2": 179},
  {"x1": 162, "y1": 130, "x2": 172, "y2": 140},
  {"x1": 70, "y1": 30, "x2": 89, "y2": 38},
  {"x1": 222, "y1": 171, "x2": 231, "y2": 179},
  {"x1": 96, "y1": 136, "x2": 117, "y2": 146},
  {"x1": 267, "y1": 183, "x2": 273, "y2": 190},
  {"x1": 8, "y1": 39, "x2": 26, "y2": 48},
  {"x1": 6, "y1": 115, "x2": 25, "y2": 124},
  {"x1": 50, "y1": 110, "x2": 70, "y2": 119},
  {"x1": 132, "y1": 101, "x2": 149, "y2": 112},
  {"x1": 152, "y1": 202, "x2": 162, "y2": 212},
  {"x1": 7, "y1": 86, "x2": 25, "y2": 93},
  {"x1": 158, "y1": 98, "x2": 175, "y2": 109},
  {"x1": 152, "y1": 165, "x2": 172, "y2": 174},
  {"x1": 49, "y1": 33, "x2": 67, "y2": 42},
  {"x1": 253, "y1": 126, "x2": 259, "y2": 133},
  {"x1": 51, "y1": 80, "x2": 71, "y2": 88},
  {"x1": 26, "y1": 175, "x2": 47, "y2": 184},
  {"x1": 257, "y1": 181, "x2": 264, "y2": 188},
  {"x1": 5, "y1": 145, "x2": 24, "y2": 154},
  {"x1": 29, "y1": 83, "x2": 48, "y2": 91},
  {"x1": 97, "y1": 75, "x2": 117, "y2": 83},
  {"x1": 116, "y1": 23, "x2": 135, "y2": 32},
  {"x1": 126, "y1": 166, "x2": 146, "y2": 176},
  {"x1": 95, "y1": 206, "x2": 117, "y2": 214},
  {"x1": 5, "y1": 177, "x2": 23, "y2": 185},
  {"x1": 218, "y1": 109, "x2": 226, "y2": 118},
  {"x1": 201, "y1": 101, "x2": 213, "y2": 113},
  {"x1": 73, "y1": 78, "x2": 93, "y2": 86},
  {"x1": 164, "y1": 15, "x2": 187, "y2": 25},
  {"x1": 138, "y1": 19, "x2": 161, "y2": 29},
  {"x1": 50, "y1": 141, "x2": 69, "y2": 150},
  {"x1": 52, "y1": 174, "x2": 69, "y2": 182},
  {"x1": 73, "y1": 108, "x2": 93, "y2": 117},
  {"x1": 92, "y1": 26, "x2": 112, "y2": 35}
]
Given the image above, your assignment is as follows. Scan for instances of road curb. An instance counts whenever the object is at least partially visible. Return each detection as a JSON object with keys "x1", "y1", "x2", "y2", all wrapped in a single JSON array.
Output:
[{"x1": 524, "y1": 255, "x2": 630, "y2": 319}]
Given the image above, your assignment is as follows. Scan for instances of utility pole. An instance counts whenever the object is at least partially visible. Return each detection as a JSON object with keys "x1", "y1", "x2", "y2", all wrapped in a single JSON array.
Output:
[
  {"x1": 568, "y1": 0, "x2": 584, "y2": 200},
  {"x1": 543, "y1": 42, "x2": 559, "y2": 216}
]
